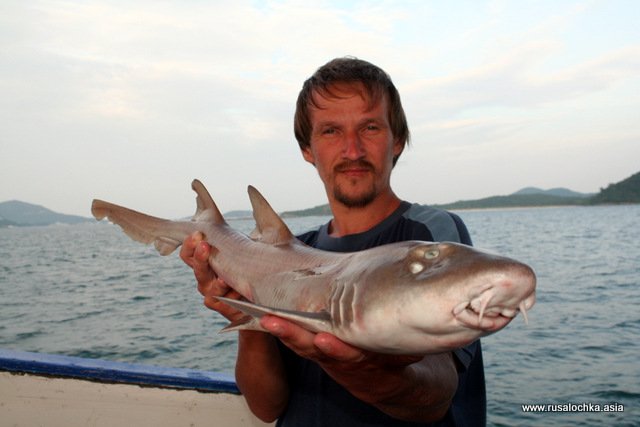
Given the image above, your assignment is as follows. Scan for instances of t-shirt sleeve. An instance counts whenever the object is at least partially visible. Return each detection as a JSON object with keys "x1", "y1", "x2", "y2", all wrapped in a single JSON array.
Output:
[
  {"x1": 452, "y1": 340, "x2": 479, "y2": 371},
  {"x1": 449, "y1": 212, "x2": 473, "y2": 246}
]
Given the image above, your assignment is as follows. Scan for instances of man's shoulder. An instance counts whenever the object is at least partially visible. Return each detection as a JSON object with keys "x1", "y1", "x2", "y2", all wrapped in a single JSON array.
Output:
[
  {"x1": 401, "y1": 203, "x2": 472, "y2": 245},
  {"x1": 295, "y1": 202, "x2": 472, "y2": 248},
  {"x1": 297, "y1": 228, "x2": 320, "y2": 246}
]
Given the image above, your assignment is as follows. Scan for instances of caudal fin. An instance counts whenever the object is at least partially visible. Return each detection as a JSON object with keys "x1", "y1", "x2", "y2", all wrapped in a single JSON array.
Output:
[
  {"x1": 91, "y1": 179, "x2": 222, "y2": 256},
  {"x1": 91, "y1": 200, "x2": 192, "y2": 255}
]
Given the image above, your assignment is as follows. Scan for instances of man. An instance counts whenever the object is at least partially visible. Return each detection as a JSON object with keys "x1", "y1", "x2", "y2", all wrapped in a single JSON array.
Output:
[{"x1": 180, "y1": 57, "x2": 485, "y2": 426}]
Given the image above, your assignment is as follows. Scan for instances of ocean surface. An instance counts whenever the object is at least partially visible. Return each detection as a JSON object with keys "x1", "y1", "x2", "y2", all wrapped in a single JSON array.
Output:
[{"x1": 1, "y1": 205, "x2": 638, "y2": 426}]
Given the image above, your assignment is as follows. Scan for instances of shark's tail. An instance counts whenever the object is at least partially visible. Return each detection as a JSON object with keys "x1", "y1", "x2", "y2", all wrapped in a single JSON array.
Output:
[{"x1": 91, "y1": 179, "x2": 224, "y2": 255}]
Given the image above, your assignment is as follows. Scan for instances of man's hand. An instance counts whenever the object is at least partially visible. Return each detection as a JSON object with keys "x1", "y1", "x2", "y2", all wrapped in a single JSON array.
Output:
[
  {"x1": 180, "y1": 232, "x2": 290, "y2": 422},
  {"x1": 179, "y1": 232, "x2": 244, "y2": 322},
  {"x1": 260, "y1": 314, "x2": 457, "y2": 422}
]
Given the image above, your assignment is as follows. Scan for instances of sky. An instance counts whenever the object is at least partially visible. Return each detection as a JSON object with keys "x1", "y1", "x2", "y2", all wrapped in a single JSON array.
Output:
[{"x1": 1, "y1": 0, "x2": 639, "y2": 218}]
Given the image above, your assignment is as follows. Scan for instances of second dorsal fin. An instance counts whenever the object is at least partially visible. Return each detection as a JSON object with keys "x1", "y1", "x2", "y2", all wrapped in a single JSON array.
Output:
[{"x1": 247, "y1": 185, "x2": 294, "y2": 245}]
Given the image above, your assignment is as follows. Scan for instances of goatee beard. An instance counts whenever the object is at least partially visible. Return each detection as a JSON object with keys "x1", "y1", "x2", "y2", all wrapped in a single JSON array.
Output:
[
  {"x1": 334, "y1": 185, "x2": 377, "y2": 208},
  {"x1": 333, "y1": 160, "x2": 377, "y2": 208}
]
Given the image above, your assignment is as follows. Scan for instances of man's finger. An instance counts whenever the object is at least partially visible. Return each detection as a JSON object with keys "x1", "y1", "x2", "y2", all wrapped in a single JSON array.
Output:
[
  {"x1": 260, "y1": 315, "x2": 319, "y2": 358},
  {"x1": 179, "y1": 232, "x2": 200, "y2": 262},
  {"x1": 313, "y1": 333, "x2": 366, "y2": 363},
  {"x1": 192, "y1": 241, "x2": 215, "y2": 281},
  {"x1": 193, "y1": 239, "x2": 211, "y2": 263}
]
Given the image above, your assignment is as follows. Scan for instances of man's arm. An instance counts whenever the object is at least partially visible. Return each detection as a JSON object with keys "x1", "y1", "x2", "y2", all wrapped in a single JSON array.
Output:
[
  {"x1": 260, "y1": 315, "x2": 458, "y2": 423},
  {"x1": 180, "y1": 233, "x2": 289, "y2": 422}
]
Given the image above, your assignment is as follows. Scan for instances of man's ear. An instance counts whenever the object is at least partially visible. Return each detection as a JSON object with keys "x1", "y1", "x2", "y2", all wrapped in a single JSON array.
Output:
[
  {"x1": 301, "y1": 147, "x2": 316, "y2": 166},
  {"x1": 393, "y1": 137, "x2": 404, "y2": 158}
]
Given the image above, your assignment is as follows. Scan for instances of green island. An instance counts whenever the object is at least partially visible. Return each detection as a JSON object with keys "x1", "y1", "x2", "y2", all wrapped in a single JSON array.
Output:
[
  {"x1": 1, "y1": 172, "x2": 638, "y2": 227},
  {"x1": 281, "y1": 171, "x2": 640, "y2": 217}
]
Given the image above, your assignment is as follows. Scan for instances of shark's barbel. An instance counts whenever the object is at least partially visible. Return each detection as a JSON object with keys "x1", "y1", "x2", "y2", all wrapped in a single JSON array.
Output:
[{"x1": 91, "y1": 180, "x2": 536, "y2": 355}]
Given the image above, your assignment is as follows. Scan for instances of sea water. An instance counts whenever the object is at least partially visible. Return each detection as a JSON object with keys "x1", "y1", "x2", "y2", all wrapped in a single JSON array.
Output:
[{"x1": 1, "y1": 205, "x2": 638, "y2": 426}]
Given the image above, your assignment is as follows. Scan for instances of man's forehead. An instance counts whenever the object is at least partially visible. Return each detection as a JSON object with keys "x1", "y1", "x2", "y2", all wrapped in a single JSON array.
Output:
[{"x1": 309, "y1": 82, "x2": 384, "y2": 111}]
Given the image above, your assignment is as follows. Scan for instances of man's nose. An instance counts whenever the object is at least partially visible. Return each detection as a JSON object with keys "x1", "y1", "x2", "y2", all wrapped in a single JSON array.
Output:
[{"x1": 342, "y1": 130, "x2": 365, "y2": 159}]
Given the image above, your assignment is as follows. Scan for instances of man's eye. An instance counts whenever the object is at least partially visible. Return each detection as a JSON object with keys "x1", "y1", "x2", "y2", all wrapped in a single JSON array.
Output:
[{"x1": 322, "y1": 128, "x2": 336, "y2": 135}]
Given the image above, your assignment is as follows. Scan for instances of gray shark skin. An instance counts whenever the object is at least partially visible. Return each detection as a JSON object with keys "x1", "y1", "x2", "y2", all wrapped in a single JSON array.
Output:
[{"x1": 91, "y1": 179, "x2": 536, "y2": 355}]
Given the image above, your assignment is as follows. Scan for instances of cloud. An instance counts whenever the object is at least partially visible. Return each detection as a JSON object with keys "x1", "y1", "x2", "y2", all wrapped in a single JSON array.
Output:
[
  {"x1": 0, "y1": 1, "x2": 638, "y2": 216},
  {"x1": 405, "y1": 41, "x2": 640, "y2": 119}
]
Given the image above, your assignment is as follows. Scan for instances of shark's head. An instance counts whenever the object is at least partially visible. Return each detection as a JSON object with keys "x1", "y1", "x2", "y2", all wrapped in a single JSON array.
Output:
[{"x1": 334, "y1": 241, "x2": 537, "y2": 354}]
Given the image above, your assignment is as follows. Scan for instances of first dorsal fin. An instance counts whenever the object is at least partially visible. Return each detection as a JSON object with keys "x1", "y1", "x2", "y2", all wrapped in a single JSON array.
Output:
[
  {"x1": 247, "y1": 185, "x2": 294, "y2": 245},
  {"x1": 191, "y1": 179, "x2": 225, "y2": 224}
]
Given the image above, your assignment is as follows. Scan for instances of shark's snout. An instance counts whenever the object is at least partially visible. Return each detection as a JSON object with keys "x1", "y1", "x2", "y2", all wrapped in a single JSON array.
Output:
[{"x1": 453, "y1": 261, "x2": 536, "y2": 331}]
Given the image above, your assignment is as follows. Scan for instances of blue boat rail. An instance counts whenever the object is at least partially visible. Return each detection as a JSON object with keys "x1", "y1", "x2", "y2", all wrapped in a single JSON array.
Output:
[{"x1": 0, "y1": 348, "x2": 239, "y2": 394}]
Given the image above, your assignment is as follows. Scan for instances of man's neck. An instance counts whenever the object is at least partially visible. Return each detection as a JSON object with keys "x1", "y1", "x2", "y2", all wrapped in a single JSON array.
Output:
[{"x1": 327, "y1": 192, "x2": 402, "y2": 237}]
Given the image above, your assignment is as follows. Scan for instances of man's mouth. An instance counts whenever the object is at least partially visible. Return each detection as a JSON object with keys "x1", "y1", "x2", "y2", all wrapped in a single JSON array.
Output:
[
  {"x1": 335, "y1": 160, "x2": 374, "y2": 177},
  {"x1": 340, "y1": 168, "x2": 370, "y2": 177}
]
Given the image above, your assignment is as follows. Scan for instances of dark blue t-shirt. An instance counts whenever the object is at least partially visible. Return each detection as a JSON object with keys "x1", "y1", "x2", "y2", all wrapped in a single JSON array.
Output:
[{"x1": 276, "y1": 201, "x2": 486, "y2": 427}]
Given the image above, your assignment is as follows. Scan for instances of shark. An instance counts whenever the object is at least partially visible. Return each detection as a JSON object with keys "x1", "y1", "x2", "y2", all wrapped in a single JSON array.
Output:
[{"x1": 91, "y1": 179, "x2": 536, "y2": 355}]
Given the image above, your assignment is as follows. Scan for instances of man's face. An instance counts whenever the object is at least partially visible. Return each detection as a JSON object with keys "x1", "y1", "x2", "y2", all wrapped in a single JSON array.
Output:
[{"x1": 302, "y1": 84, "x2": 403, "y2": 208}]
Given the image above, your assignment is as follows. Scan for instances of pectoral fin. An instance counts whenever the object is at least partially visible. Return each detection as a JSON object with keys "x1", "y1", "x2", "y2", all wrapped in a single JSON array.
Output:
[
  {"x1": 220, "y1": 315, "x2": 265, "y2": 333},
  {"x1": 216, "y1": 297, "x2": 332, "y2": 334}
]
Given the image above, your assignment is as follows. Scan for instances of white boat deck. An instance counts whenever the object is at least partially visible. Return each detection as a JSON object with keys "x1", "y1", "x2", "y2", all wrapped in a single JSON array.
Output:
[{"x1": 0, "y1": 349, "x2": 273, "y2": 427}]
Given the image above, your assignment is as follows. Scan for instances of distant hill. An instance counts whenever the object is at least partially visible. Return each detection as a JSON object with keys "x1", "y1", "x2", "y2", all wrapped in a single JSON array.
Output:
[
  {"x1": 0, "y1": 200, "x2": 92, "y2": 226},
  {"x1": 589, "y1": 171, "x2": 640, "y2": 204},
  {"x1": 223, "y1": 210, "x2": 254, "y2": 219},
  {"x1": 512, "y1": 187, "x2": 593, "y2": 198},
  {"x1": 280, "y1": 172, "x2": 638, "y2": 216},
  {"x1": 281, "y1": 188, "x2": 593, "y2": 216},
  {"x1": 281, "y1": 204, "x2": 332, "y2": 218},
  {"x1": 434, "y1": 193, "x2": 587, "y2": 210},
  {"x1": 2, "y1": 172, "x2": 637, "y2": 226}
]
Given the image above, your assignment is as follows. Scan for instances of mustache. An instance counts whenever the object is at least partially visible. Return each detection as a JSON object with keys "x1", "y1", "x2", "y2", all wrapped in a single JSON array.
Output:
[{"x1": 334, "y1": 160, "x2": 375, "y2": 173}]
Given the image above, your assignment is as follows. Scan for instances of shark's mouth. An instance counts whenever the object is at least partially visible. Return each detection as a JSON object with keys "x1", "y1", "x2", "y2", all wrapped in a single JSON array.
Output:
[{"x1": 453, "y1": 289, "x2": 534, "y2": 331}]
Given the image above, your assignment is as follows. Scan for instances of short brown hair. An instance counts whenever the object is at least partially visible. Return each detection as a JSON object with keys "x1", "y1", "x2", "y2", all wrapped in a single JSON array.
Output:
[{"x1": 294, "y1": 57, "x2": 410, "y2": 166}]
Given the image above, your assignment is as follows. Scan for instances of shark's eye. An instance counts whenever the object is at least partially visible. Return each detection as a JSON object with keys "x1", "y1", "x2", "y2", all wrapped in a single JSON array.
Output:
[
  {"x1": 424, "y1": 249, "x2": 439, "y2": 259},
  {"x1": 409, "y1": 262, "x2": 425, "y2": 274}
]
